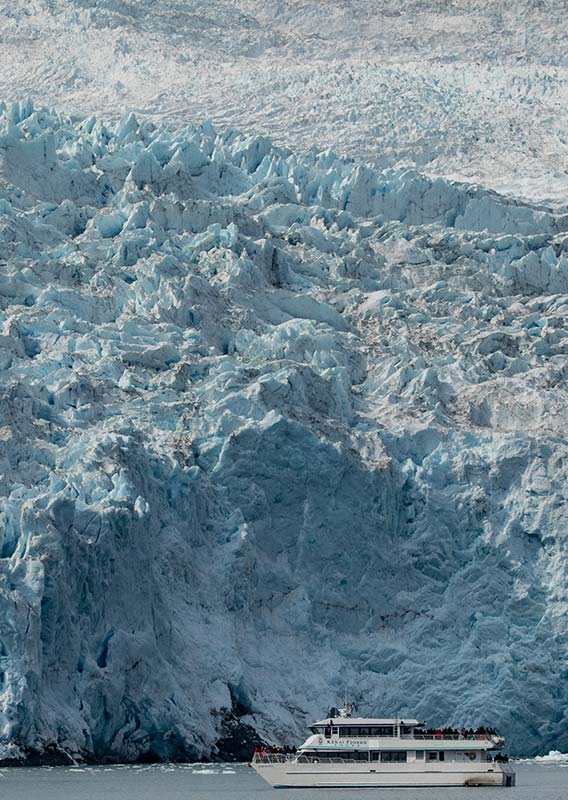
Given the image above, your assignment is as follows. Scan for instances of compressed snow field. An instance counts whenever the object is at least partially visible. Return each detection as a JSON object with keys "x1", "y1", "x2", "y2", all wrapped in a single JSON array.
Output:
[
  {"x1": 0, "y1": 1, "x2": 567, "y2": 763},
  {"x1": 1, "y1": 1, "x2": 568, "y2": 201}
]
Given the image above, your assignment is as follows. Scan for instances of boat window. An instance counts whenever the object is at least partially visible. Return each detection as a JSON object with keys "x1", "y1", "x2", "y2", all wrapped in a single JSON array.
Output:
[
  {"x1": 332, "y1": 727, "x2": 339, "y2": 735},
  {"x1": 427, "y1": 751, "x2": 445, "y2": 761},
  {"x1": 338, "y1": 727, "x2": 366, "y2": 737},
  {"x1": 401, "y1": 726, "x2": 413, "y2": 735},
  {"x1": 324, "y1": 727, "x2": 332, "y2": 738},
  {"x1": 356, "y1": 751, "x2": 370, "y2": 761},
  {"x1": 371, "y1": 751, "x2": 381, "y2": 761},
  {"x1": 338, "y1": 725, "x2": 396, "y2": 737},
  {"x1": 380, "y1": 751, "x2": 407, "y2": 763},
  {"x1": 415, "y1": 751, "x2": 425, "y2": 760}
]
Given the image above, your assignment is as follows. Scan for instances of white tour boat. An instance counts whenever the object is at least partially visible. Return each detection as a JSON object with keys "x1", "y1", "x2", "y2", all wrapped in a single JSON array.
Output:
[{"x1": 251, "y1": 714, "x2": 515, "y2": 788}]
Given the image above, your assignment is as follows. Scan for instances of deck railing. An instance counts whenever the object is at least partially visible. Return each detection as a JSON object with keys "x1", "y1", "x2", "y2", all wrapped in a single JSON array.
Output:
[
  {"x1": 253, "y1": 754, "x2": 368, "y2": 765},
  {"x1": 252, "y1": 753, "x2": 294, "y2": 765},
  {"x1": 410, "y1": 734, "x2": 497, "y2": 741},
  {"x1": 252, "y1": 753, "x2": 505, "y2": 766}
]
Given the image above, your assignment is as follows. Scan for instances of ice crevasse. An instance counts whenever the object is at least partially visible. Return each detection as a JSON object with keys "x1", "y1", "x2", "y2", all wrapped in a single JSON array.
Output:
[{"x1": 0, "y1": 101, "x2": 567, "y2": 762}]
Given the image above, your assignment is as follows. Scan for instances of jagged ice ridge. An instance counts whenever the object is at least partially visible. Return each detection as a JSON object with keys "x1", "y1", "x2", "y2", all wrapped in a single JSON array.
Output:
[{"x1": 0, "y1": 101, "x2": 567, "y2": 762}]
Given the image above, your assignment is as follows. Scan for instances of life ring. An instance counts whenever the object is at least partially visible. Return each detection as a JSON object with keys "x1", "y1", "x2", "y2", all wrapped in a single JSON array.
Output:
[
  {"x1": 317, "y1": 736, "x2": 323, "y2": 744},
  {"x1": 468, "y1": 752, "x2": 476, "y2": 760}
]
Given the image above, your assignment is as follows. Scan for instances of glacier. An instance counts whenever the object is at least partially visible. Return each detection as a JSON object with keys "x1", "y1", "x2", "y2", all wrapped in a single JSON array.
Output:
[
  {"x1": 0, "y1": 98, "x2": 567, "y2": 763},
  {"x1": 2, "y1": 1, "x2": 568, "y2": 202}
]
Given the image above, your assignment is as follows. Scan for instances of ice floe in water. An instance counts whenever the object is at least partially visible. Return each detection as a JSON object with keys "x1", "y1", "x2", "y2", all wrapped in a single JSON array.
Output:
[
  {"x1": 0, "y1": 100, "x2": 567, "y2": 763},
  {"x1": 518, "y1": 751, "x2": 568, "y2": 765}
]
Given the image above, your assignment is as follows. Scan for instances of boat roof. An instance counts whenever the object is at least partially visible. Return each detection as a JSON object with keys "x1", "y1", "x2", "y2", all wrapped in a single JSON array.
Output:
[{"x1": 312, "y1": 717, "x2": 423, "y2": 727}]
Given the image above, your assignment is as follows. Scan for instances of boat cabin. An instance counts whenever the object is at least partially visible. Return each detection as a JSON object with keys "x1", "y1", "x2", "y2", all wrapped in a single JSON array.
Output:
[
  {"x1": 309, "y1": 717, "x2": 422, "y2": 739},
  {"x1": 298, "y1": 716, "x2": 504, "y2": 765}
]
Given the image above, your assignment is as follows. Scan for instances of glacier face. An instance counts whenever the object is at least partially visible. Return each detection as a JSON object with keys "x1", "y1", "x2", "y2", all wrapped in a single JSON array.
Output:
[{"x1": 0, "y1": 100, "x2": 567, "y2": 761}]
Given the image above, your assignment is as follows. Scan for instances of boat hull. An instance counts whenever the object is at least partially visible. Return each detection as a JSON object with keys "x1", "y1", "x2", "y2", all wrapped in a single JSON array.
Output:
[{"x1": 251, "y1": 761, "x2": 515, "y2": 788}]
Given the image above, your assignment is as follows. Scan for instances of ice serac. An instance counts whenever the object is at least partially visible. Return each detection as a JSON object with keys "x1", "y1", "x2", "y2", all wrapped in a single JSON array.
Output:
[
  {"x1": 0, "y1": 102, "x2": 567, "y2": 763},
  {"x1": 2, "y1": 1, "x2": 568, "y2": 202}
]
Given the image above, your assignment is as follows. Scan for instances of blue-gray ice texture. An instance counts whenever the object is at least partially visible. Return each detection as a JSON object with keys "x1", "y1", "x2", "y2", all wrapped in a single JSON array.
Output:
[{"x1": 0, "y1": 101, "x2": 567, "y2": 761}]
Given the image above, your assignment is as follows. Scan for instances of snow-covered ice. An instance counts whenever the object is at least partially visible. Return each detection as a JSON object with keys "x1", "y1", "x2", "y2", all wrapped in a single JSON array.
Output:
[
  {"x1": 0, "y1": 1, "x2": 567, "y2": 765},
  {"x1": 1, "y1": 1, "x2": 568, "y2": 201}
]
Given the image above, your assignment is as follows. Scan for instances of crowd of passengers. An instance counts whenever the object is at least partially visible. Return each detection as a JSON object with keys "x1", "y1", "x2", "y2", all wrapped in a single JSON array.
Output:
[
  {"x1": 416, "y1": 726, "x2": 498, "y2": 738},
  {"x1": 253, "y1": 745, "x2": 297, "y2": 757}
]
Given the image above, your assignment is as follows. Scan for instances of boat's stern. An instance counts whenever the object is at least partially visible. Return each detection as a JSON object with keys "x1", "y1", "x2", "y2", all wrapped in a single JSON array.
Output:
[
  {"x1": 499, "y1": 763, "x2": 516, "y2": 787},
  {"x1": 464, "y1": 763, "x2": 516, "y2": 787}
]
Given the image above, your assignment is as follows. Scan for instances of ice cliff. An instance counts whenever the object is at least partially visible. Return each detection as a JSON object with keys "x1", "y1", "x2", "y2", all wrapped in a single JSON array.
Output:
[{"x1": 0, "y1": 101, "x2": 567, "y2": 762}]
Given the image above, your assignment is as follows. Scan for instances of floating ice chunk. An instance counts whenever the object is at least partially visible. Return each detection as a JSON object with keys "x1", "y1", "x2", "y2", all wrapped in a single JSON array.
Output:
[{"x1": 518, "y1": 750, "x2": 568, "y2": 764}]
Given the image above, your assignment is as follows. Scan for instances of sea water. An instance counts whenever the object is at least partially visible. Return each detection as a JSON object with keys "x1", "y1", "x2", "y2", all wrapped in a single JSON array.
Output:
[{"x1": 0, "y1": 763, "x2": 565, "y2": 800}]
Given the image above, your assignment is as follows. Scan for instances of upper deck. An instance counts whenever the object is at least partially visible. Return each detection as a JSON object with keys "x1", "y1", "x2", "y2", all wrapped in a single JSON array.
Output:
[
  {"x1": 305, "y1": 717, "x2": 503, "y2": 751},
  {"x1": 312, "y1": 718, "x2": 423, "y2": 727},
  {"x1": 310, "y1": 717, "x2": 422, "y2": 737}
]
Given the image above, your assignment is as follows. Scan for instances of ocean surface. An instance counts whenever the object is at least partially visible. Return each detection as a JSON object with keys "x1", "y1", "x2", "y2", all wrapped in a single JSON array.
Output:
[{"x1": 0, "y1": 762, "x2": 565, "y2": 800}]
